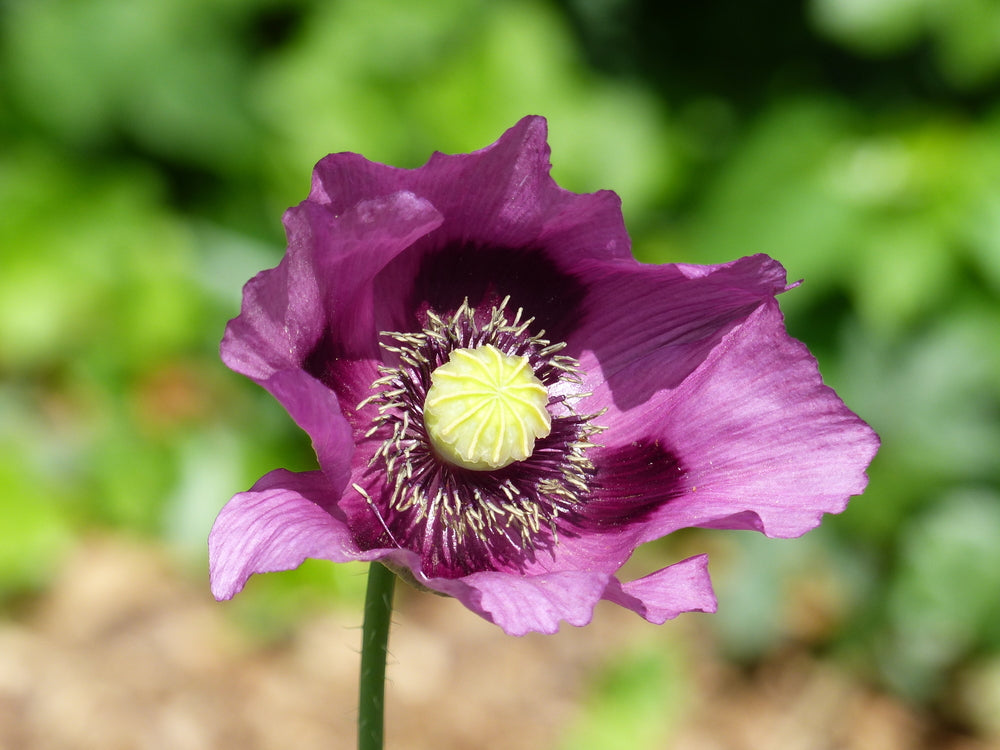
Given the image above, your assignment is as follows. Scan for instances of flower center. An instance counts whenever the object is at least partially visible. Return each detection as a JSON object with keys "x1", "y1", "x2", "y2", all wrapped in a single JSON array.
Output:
[
  {"x1": 424, "y1": 345, "x2": 552, "y2": 471},
  {"x1": 353, "y1": 298, "x2": 604, "y2": 577}
]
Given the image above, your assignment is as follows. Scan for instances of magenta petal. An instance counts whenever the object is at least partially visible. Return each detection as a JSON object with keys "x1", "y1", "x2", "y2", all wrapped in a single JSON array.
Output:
[
  {"x1": 263, "y1": 370, "x2": 355, "y2": 489},
  {"x1": 573, "y1": 254, "x2": 789, "y2": 413},
  {"x1": 635, "y1": 301, "x2": 880, "y2": 541},
  {"x1": 309, "y1": 117, "x2": 552, "y2": 250},
  {"x1": 220, "y1": 244, "x2": 324, "y2": 382},
  {"x1": 222, "y1": 190, "x2": 443, "y2": 383},
  {"x1": 602, "y1": 555, "x2": 718, "y2": 624},
  {"x1": 413, "y1": 116, "x2": 556, "y2": 246},
  {"x1": 288, "y1": 191, "x2": 444, "y2": 358},
  {"x1": 422, "y1": 569, "x2": 612, "y2": 636},
  {"x1": 209, "y1": 469, "x2": 364, "y2": 600},
  {"x1": 536, "y1": 188, "x2": 632, "y2": 264}
]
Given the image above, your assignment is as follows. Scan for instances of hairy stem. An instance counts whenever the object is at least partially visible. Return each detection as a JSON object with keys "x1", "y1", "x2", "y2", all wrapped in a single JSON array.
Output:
[{"x1": 358, "y1": 562, "x2": 396, "y2": 750}]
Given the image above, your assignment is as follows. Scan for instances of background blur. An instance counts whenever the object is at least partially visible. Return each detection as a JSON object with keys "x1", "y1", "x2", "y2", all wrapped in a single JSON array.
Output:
[{"x1": 2, "y1": 0, "x2": 1000, "y2": 748}]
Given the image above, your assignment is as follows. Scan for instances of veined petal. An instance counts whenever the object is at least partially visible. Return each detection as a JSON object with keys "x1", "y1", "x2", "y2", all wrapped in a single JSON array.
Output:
[
  {"x1": 290, "y1": 191, "x2": 444, "y2": 359},
  {"x1": 221, "y1": 191, "x2": 441, "y2": 383},
  {"x1": 602, "y1": 555, "x2": 718, "y2": 624},
  {"x1": 629, "y1": 301, "x2": 879, "y2": 541},
  {"x1": 420, "y1": 568, "x2": 613, "y2": 637},
  {"x1": 209, "y1": 469, "x2": 365, "y2": 600},
  {"x1": 572, "y1": 254, "x2": 789, "y2": 414},
  {"x1": 310, "y1": 117, "x2": 555, "y2": 249},
  {"x1": 310, "y1": 118, "x2": 630, "y2": 345},
  {"x1": 220, "y1": 241, "x2": 323, "y2": 382},
  {"x1": 260, "y1": 369, "x2": 355, "y2": 488}
]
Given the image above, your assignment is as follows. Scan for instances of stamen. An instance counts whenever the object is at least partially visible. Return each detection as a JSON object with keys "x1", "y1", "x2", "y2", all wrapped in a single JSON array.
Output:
[{"x1": 355, "y1": 298, "x2": 602, "y2": 575}]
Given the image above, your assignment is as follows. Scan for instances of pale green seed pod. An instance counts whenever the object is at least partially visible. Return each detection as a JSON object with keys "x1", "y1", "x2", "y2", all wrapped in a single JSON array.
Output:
[{"x1": 423, "y1": 345, "x2": 552, "y2": 471}]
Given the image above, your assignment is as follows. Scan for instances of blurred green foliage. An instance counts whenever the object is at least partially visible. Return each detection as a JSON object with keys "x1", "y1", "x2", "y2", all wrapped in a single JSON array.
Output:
[
  {"x1": 2, "y1": 0, "x2": 999, "y2": 732},
  {"x1": 559, "y1": 635, "x2": 687, "y2": 749}
]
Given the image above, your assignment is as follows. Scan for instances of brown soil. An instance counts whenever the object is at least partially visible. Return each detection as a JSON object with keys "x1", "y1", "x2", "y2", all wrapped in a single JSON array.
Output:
[{"x1": 0, "y1": 537, "x2": 995, "y2": 750}]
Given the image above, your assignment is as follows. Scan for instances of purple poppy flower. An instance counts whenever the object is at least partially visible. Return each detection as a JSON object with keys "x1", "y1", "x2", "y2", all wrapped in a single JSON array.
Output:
[{"x1": 209, "y1": 116, "x2": 878, "y2": 636}]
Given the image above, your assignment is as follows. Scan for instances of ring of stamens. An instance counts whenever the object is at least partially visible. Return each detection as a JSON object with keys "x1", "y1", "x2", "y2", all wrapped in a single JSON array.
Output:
[{"x1": 354, "y1": 297, "x2": 604, "y2": 574}]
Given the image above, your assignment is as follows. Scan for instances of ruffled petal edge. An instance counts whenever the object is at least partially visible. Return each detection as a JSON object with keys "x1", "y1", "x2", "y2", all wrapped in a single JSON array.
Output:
[
  {"x1": 415, "y1": 567, "x2": 613, "y2": 637},
  {"x1": 209, "y1": 469, "x2": 366, "y2": 600},
  {"x1": 601, "y1": 554, "x2": 718, "y2": 624},
  {"x1": 209, "y1": 469, "x2": 718, "y2": 634},
  {"x1": 630, "y1": 300, "x2": 880, "y2": 542}
]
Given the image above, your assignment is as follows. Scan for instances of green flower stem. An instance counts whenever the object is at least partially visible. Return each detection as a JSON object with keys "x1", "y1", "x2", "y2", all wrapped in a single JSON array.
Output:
[{"x1": 358, "y1": 562, "x2": 397, "y2": 750}]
